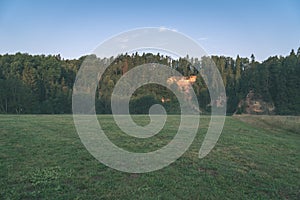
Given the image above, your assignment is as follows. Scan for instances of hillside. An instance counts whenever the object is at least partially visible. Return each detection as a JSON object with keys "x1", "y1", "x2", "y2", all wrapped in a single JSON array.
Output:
[{"x1": 0, "y1": 49, "x2": 299, "y2": 115}]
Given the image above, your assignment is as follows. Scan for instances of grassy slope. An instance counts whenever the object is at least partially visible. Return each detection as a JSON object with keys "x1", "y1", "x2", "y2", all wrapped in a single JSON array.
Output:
[{"x1": 0, "y1": 115, "x2": 299, "y2": 199}]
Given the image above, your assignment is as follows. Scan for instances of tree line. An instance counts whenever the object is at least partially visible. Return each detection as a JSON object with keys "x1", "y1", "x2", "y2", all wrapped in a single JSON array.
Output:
[{"x1": 0, "y1": 49, "x2": 299, "y2": 115}]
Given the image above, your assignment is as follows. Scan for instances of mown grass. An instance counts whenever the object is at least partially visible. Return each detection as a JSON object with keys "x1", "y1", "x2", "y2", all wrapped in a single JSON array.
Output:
[{"x1": 0, "y1": 115, "x2": 299, "y2": 199}]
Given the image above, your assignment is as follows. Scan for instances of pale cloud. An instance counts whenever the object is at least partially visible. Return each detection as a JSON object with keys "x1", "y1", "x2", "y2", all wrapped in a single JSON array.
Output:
[
  {"x1": 118, "y1": 37, "x2": 129, "y2": 43},
  {"x1": 159, "y1": 26, "x2": 167, "y2": 32},
  {"x1": 159, "y1": 26, "x2": 178, "y2": 32},
  {"x1": 198, "y1": 37, "x2": 208, "y2": 41}
]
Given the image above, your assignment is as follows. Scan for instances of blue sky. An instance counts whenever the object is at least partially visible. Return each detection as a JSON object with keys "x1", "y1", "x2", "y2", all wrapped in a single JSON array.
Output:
[{"x1": 0, "y1": 0, "x2": 299, "y2": 61}]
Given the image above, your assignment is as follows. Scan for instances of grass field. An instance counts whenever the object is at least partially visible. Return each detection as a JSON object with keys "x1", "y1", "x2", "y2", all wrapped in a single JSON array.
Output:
[{"x1": 0, "y1": 115, "x2": 299, "y2": 199}]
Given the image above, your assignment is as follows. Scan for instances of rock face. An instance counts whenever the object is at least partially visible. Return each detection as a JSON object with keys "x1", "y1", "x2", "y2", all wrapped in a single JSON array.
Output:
[
  {"x1": 236, "y1": 90, "x2": 275, "y2": 115},
  {"x1": 166, "y1": 75, "x2": 197, "y2": 101}
]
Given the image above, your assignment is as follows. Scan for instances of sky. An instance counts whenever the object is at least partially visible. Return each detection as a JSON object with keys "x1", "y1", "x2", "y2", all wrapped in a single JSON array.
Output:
[{"x1": 0, "y1": 0, "x2": 299, "y2": 61}]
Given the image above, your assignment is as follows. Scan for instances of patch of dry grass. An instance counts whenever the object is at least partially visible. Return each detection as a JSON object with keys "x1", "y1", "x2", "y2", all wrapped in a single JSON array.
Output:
[{"x1": 233, "y1": 115, "x2": 300, "y2": 134}]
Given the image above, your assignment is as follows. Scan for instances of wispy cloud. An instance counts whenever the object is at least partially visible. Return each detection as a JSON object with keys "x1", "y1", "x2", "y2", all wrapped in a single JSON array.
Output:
[
  {"x1": 118, "y1": 37, "x2": 129, "y2": 43},
  {"x1": 159, "y1": 26, "x2": 167, "y2": 32},
  {"x1": 198, "y1": 37, "x2": 208, "y2": 41},
  {"x1": 159, "y1": 26, "x2": 178, "y2": 32}
]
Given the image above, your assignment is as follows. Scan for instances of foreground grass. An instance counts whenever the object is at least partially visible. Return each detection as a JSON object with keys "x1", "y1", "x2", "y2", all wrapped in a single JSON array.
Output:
[{"x1": 0, "y1": 115, "x2": 299, "y2": 199}]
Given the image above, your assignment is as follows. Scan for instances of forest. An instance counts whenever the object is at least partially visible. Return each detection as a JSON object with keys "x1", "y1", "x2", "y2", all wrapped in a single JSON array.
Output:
[{"x1": 0, "y1": 48, "x2": 299, "y2": 115}]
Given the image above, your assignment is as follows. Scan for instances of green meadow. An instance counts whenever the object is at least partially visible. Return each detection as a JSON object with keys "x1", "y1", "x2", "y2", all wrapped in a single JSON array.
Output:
[{"x1": 0, "y1": 115, "x2": 299, "y2": 199}]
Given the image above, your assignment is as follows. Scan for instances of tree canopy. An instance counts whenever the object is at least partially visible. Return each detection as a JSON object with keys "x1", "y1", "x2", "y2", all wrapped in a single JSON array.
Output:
[{"x1": 0, "y1": 49, "x2": 299, "y2": 115}]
